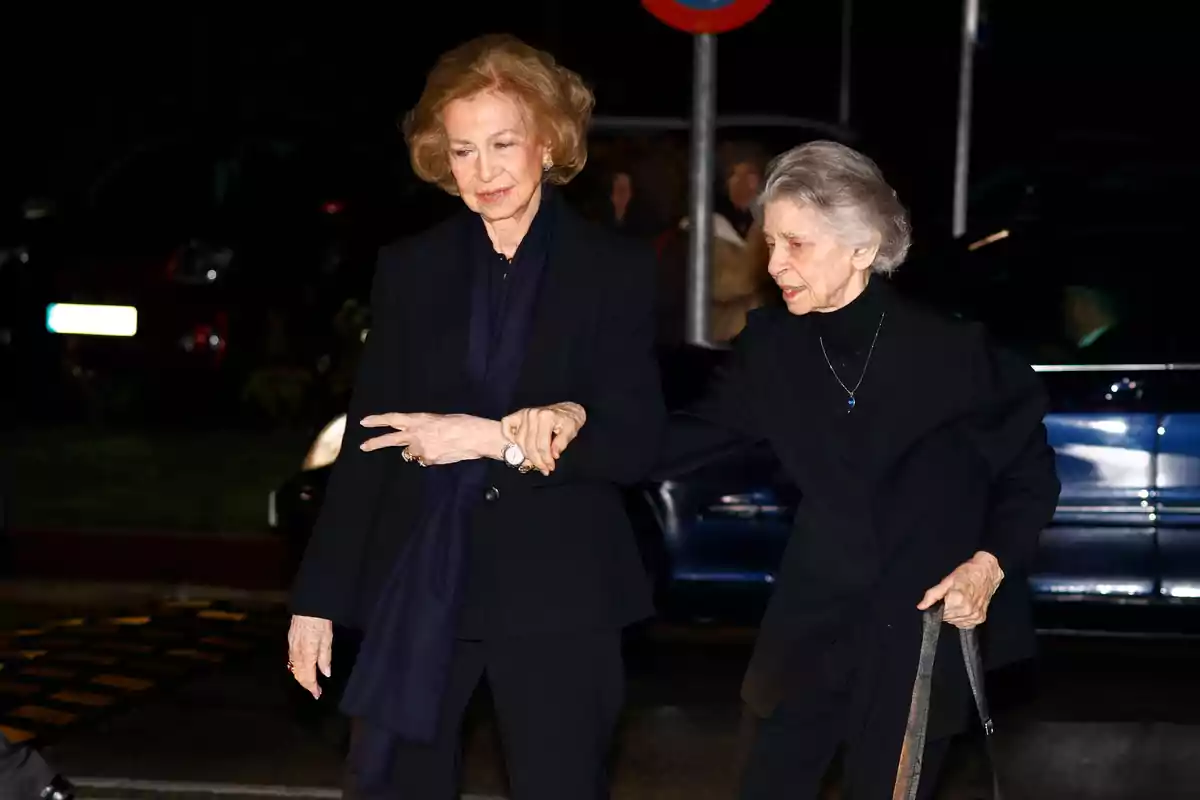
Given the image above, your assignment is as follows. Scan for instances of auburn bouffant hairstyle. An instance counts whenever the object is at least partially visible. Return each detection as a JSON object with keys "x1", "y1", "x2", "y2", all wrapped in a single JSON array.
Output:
[{"x1": 403, "y1": 34, "x2": 595, "y2": 195}]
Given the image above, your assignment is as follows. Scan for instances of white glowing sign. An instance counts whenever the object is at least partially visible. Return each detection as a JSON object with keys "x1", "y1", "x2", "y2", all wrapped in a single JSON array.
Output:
[{"x1": 46, "y1": 303, "x2": 138, "y2": 337}]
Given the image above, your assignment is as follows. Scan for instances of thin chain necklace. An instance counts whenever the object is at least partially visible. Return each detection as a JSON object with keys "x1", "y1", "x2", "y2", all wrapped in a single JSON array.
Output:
[{"x1": 819, "y1": 312, "x2": 885, "y2": 413}]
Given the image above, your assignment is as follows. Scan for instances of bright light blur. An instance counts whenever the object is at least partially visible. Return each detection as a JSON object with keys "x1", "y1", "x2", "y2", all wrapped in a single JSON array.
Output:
[
  {"x1": 302, "y1": 414, "x2": 347, "y2": 471},
  {"x1": 46, "y1": 303, "x2": 138, "y2": 336},
  {"x1": 1091, "y1": 419, "x2": 1129, "y2": 435}
]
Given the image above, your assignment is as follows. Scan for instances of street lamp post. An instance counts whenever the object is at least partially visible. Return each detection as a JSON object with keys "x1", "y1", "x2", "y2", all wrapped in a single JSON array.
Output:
[{"x1": 952, "y1": 0, "x2": 981, "y2": 238}]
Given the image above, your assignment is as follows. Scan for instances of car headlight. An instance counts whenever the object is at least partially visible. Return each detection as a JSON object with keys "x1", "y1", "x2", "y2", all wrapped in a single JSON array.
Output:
[{"x1": 302, "y1": 413, "x2": 347, "y2": 471}]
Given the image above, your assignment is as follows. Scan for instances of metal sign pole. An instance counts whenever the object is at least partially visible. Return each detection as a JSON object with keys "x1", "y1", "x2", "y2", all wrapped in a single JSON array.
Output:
[
  {"x1": 838, "y1": 0, "x2": 853, "y2": 129},
  {"x1": 686, "y1": 33, "x2": 717, "y2": 347},
  {"x1": 952, "y1": 0, "x2": 980, "y2": 238}
]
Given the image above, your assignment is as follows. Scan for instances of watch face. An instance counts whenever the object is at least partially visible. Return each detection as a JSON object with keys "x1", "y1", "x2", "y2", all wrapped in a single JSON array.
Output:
[{"x1": 504, "y1": 443, "x2": 525, "y2": 466}]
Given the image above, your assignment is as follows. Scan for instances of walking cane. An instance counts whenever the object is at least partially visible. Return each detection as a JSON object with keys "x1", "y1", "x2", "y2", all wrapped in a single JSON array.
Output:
[{"x1": 892, "y1": 603, "x2": 1002, "y2": 800}]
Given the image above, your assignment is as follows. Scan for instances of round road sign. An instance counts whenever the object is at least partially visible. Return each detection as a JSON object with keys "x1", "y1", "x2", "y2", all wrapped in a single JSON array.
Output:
[{"x1": 642, "y1": 0, "x2": 773, "y2": 35}]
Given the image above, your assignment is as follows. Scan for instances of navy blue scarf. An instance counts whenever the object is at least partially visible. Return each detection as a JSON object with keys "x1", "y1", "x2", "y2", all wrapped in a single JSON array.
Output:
[{"x1": 341, "y1": 188, "x2": 557, "y2": 790}]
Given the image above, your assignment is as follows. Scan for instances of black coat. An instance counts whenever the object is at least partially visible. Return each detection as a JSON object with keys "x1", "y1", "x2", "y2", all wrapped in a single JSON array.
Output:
[
  {"x1": 291, "y1": 199, "x2": 667, "y2": 638},
  {"x1": 659, "y1": 280, "x2": 1060, "y2": 736}
]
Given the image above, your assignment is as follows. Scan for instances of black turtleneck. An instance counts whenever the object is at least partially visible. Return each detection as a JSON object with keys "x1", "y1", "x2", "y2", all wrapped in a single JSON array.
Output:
[{"x1": 810, "y1": 277, "x2": 890, "y2": 406}]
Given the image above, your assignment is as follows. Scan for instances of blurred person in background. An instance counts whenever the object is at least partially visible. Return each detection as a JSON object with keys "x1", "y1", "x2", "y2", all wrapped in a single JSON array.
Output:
[
  {"x1": 0, "y1": 731, "x2": 73, "y2": 799},
  {"x1": 655, "y1": 141, "x2": 1059, "y2": 798},
  {"x1": 286, "y1": 35, "x2": 665, "y2": 800},
  {"x1": 665, "y1": 141, "x2": 772, "y2": 344},
  {"x1": 717, "y1": 141, "x2": 769, "y2": 240},
  {"x1": 592, "y1": 165, "x2": 657, "y2": 239}
]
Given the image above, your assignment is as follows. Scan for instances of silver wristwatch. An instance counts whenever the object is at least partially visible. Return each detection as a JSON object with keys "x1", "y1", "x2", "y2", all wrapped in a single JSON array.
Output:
[{"x1": 501, "y1": 442, "x2": 526, "y2": 469}]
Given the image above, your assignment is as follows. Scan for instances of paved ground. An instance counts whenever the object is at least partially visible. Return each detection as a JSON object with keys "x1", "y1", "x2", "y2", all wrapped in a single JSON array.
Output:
[{"x1": 5, "y1": 598, "x2": 1192, "y2": 799}]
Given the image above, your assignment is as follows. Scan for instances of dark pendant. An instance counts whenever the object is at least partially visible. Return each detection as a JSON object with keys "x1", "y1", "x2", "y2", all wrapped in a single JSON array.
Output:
[{"x1": 847, "y1": 396, "x2": 856, "y2": 410}]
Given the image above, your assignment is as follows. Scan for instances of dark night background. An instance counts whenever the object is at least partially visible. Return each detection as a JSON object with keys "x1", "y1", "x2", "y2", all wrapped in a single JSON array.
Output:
[{"x1": 5, "y1": 1, "x2": 1192, "y2": 233}]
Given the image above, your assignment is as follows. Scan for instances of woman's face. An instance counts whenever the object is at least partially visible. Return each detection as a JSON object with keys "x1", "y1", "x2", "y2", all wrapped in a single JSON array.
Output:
[
  {"x1": 763, "y1": 199, "x2": 878, "y2": 315},
  {"x1": 726, "y1": 162, "x2": 762, "y2": 212},
  {"x1": 443, "y1": 90, "x2": 549, "y2": 224}
]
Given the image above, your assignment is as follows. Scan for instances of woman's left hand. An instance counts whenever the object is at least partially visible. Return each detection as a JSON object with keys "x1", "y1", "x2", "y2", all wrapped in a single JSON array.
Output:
[
  {"x1": 917, "y1": 551, "x2": 1005, "y2": 629},
  {"x1": 359, "y1": 412, "x2": 494, "y2": 466},
  {"x1": 501, "y1": 402, "x2": 587, "y2": 476}
]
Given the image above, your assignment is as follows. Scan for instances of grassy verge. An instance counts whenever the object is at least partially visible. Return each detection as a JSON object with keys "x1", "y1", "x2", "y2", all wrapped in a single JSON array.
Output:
[{"x1": 5, "y1": 428, "x2": 311, "y2": 534}]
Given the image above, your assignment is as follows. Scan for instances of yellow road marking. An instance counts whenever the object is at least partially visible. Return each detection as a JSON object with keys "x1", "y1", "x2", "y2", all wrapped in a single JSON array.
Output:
[
  {"x1": 15, "y1": 629, "x2": 45, "y2": 636},
  {"x1": 109, "y1": 616, "x2": 152, "y2": 625},
  {"x1": 92, "y1": 674, "x2": 153, "y2": 691},
  {"x1": 197, "y1": 610, "x2": 247, "y2": 622},
  {"x1": 0, "y1": 725, "x2": 34, "y2": 743},
  {"x1": 0, "y1": 650, "x2": 46, "y2": 661},
  {"x1": 10, "y1": 705, "x2": 77, "y2": 725},
  {"x1": 48, "y1": 618, "x2": 86, "y2": 627},
  {"x1": 51, "y1": 690, "x2": 116, "y2": 707},
  {"x1": 165, "y1": 600, "x2": 213, "y2": 608}
]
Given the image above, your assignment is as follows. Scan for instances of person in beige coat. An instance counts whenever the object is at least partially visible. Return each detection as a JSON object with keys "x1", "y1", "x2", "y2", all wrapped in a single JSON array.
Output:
[{"x1": 677, "y1": 142, "x2": 773, "y2": 342}]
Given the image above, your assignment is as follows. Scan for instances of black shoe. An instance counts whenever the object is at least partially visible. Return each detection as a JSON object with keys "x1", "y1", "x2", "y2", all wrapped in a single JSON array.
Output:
[{"x1": 40, "y1": 775, "x2": 74, "y2": 800}]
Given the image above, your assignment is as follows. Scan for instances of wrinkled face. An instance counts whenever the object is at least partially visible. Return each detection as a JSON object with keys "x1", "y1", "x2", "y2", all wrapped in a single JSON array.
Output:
[
  {"x1": 443, "y1": 90, "x2": 549, "y2": 223},
  {"x1": 726, "y1": 162, "x2": 762, "y2": 211},
  {"x1": 763, "y1": 199, "x2": 878, "y2": 315}
]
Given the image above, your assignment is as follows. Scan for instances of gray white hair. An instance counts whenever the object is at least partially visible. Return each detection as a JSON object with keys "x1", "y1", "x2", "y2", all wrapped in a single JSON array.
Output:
[{"x1": 754, "y1": 141, "x2": 912, "y2": 273}]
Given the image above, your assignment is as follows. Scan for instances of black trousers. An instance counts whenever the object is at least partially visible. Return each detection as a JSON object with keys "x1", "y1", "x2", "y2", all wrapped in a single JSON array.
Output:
[
  {"x1": 740, "y1": 699, "x2": 950, "y2": 800},
  {"x1": 0, "y1": 731, "x2": 56, "y2": 800},
  {"x1": 345, "y1": 630, "x2": 624, "y2": 800}
]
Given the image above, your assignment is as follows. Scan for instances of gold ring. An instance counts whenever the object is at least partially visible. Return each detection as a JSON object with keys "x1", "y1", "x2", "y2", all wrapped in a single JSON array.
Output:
[
  {"x1": 417, "y1": 457, "x2": 428, "y2": 468},
  {"x1": 286, "y1": 661, "x2": 294, "y2": 672},
  {"x1": 402, "y1": 447, "x2": 414, "y2": 463}
]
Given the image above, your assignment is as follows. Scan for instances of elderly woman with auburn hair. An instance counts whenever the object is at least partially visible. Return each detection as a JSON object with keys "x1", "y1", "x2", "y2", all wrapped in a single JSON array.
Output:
[{"x1": 287, "y1": 35, "x2": 665, "y2": 799}]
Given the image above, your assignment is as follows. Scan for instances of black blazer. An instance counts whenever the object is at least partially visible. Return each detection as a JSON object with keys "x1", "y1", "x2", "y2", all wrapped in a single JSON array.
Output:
[
  {"x1": 659, "y1": 281, "x2": 1061, "y2": 723},
  {"x1": 290, "y1": 199, "x2": 666, "y2": 637}
]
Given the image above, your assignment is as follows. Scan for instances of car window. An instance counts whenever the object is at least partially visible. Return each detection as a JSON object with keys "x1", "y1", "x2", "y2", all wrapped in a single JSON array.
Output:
[{"x1": 903, "y1": 225, "x2": 1191, "y2": 366}]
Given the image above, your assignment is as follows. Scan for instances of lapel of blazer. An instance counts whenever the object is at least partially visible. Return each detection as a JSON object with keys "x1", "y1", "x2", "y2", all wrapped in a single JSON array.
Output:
[
  {"x1": 401, "y1": 213, "x2": 474, "y2": 412},
  {"x1": 507, "y1": 201, "x2": 592, "y2": 409},
  {"x1": 400, "y1": 200, "x2": 593, "y2": 416}
]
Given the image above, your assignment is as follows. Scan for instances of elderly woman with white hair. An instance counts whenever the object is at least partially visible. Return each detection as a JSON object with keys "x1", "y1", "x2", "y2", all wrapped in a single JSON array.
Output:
[{"x1": 655, "y1": 141, "x2": 1060, "y2": 798}]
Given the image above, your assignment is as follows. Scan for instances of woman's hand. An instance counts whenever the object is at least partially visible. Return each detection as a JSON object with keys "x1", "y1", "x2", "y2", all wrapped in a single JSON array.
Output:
[
  {"x1": 501, "y1": 403, "x2": 587, "y2": 476},
  {"x1": 917, "y1": 551, "x2": 1005, "y2": 629},
  {"x1": 359, "y1": 413, "x2": 501, "y2": 466},
  {"x1": 287, "y1": 615, "x2": 333, "y2": 700}
]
